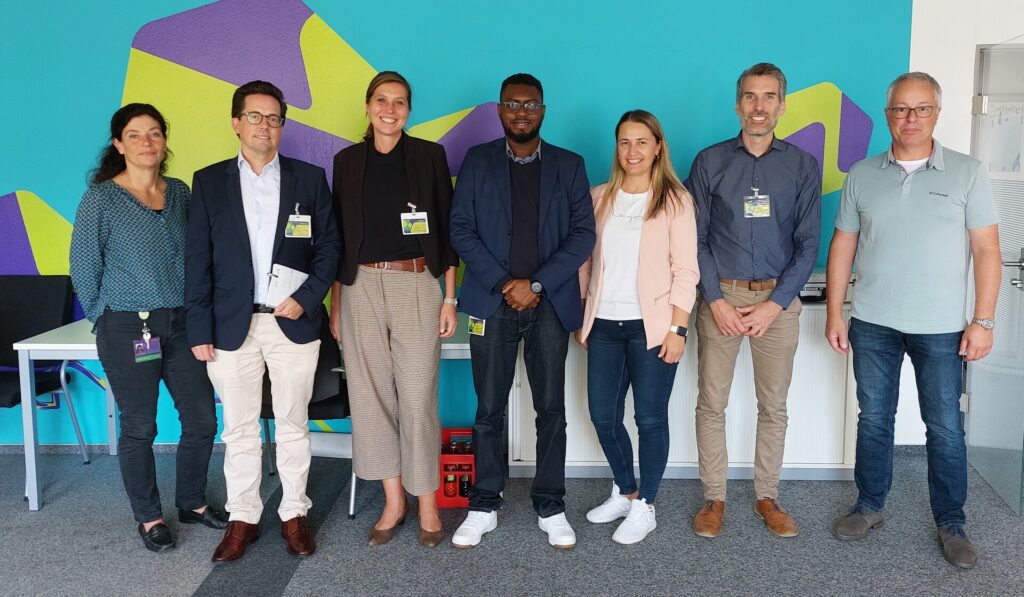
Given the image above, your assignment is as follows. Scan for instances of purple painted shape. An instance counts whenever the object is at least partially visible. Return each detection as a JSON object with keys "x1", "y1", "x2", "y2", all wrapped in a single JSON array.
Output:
[
  {"x1": 132, "y1": 0, "x2": 315, "y2": 109},
  {"x1": 0, "y1": 192, "x2": 40, "y2": 275},
  {"x1": 437, "y1": 103, "x2": 505, "y2": 176},
  {"x1": 278, "y1": 120, "x2": 354, "y2": 185},
  {"x1": 838, "y1": 94, "x2": 872, "y2": 172},
  {"x1": 784, "y1": 122, "x2": 826, "y2": 183}
]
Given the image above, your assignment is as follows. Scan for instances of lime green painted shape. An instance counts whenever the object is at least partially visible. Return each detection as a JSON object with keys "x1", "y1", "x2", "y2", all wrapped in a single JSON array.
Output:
[
  {"x1": 289, "y1": 15, "x2": 377, "y2": 141},
  {"x1": 122, "y1": 49, "x2": 246, "y2": 185},
  {"x1": 777, "y1": 82, "x2": 845, "y2": 195},
  {"x1": 408, "y1": 106, "x2": 475, "y2": 142},
  {"x1": 18, "y1": 190, "x2": 71, "y2": 275}
]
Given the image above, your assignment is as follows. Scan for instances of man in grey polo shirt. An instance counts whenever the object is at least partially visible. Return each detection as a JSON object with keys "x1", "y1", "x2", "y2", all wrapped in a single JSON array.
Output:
[{"x1": 825, "y1": 72, "x2": 1001, "y2": 569}]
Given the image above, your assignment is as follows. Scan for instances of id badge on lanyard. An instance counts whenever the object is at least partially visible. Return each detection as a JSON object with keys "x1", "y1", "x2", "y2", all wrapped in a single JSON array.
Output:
[
  {"x1": 743, "y1": 187, "x2": 771, "y2": 218},
  {"x1": 285, "y1": 202, "x2": 312, "y2": 238},
  {"x1": 133, "y1": 311, "x2": 162, "y2": 363},
  {"x1": 401, "y1": 202, "x2": 429, "y2": 235}
]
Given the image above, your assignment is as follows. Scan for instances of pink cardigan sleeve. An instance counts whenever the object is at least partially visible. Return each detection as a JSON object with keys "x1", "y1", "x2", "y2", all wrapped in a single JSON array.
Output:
[
  {"x1": 668, "y1": 189, "x2": 700, "y2": 313},
  {"x1": 578, "y1": 184, "x2": 605, "y2": 300}
]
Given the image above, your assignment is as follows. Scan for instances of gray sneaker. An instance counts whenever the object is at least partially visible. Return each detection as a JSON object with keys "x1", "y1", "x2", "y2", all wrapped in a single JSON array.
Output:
[
  {"x1": 833, "y1": 505, "x2": 884, "y2": 541},
  {"x1": 937, "y1": 525, "x2": 977, "y2": 569}
]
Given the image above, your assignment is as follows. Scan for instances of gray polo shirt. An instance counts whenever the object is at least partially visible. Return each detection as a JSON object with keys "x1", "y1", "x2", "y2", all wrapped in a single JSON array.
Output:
[{"x1": 835, "y1": 140, "x2": 999, "y2": 334}]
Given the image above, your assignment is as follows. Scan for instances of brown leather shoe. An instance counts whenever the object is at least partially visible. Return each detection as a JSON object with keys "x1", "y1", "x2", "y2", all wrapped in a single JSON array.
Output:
[
  {"x1": 368, "y1": 507, "x2": 408, "y2": 546},
  {"x1": 212, "y1": 521, "x2": 260, "y2": 562},
  {"x1": 754, "y1": 498, "x2": 799, "y2": 537},
  {"x1": 692, "y1": 500, "x2": 725, "y2": 538},
  {"x1": 418, "y1": 526, "x2": 445, "y2": 548},
  {"x1": 281, "y1": 516, "x2": 316, "y2": 556}
]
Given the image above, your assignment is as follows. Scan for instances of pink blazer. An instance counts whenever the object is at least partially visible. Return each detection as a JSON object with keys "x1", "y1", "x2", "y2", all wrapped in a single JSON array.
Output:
[{"x1": 578, "y1": 183, "x2": 700, "y2": 349}]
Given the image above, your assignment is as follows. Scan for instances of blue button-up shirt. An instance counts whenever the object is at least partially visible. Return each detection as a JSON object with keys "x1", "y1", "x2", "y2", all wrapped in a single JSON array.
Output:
[{"x1": 686, "y1": 134, "x2": 821, "y2": 308}]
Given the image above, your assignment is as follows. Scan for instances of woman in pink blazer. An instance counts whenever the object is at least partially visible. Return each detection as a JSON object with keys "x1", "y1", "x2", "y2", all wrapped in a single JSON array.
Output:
[{"x1": 576, "y1": 110, "x2": 699, "y2": 544}]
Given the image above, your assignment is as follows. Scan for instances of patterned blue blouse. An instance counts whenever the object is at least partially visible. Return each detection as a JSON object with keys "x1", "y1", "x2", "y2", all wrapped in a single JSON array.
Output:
[{"x1": 70, "y1": 178, "x2": 190, "y2": 323}]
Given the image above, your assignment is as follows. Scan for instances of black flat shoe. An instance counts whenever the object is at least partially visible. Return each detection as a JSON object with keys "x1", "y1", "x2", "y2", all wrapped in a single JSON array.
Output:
[
  {"x1": 138, "y1": 523, "x2": 175, "y2": 552},
  {"x1": 179, "y1": 506, "x2": 229, "y2": 530}
]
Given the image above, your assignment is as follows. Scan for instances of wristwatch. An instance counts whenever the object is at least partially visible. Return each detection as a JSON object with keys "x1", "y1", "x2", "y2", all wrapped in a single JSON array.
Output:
[
  {"x1": 443, "y1": 298, "x2": 458, "y2": 306},
  {"x1": 972, "y1": 317, "x2": 995, "y2": 330},
  {"x1": 669, "y1": 325, "x2": 688, "y2": 337},
  {"x1": 530, "y1": 281, "x2": 543, "y2": 294}
]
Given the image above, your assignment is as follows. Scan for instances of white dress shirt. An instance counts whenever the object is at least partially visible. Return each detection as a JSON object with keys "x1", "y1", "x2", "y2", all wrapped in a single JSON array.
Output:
[{"x1": 237, "y1": 152, "x2": 281, "y2": 305}]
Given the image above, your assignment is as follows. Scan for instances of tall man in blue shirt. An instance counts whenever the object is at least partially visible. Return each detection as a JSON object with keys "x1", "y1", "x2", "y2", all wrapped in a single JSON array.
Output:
[{"x1": 686, "y1": 63, "x2": 821, "y2": 539}]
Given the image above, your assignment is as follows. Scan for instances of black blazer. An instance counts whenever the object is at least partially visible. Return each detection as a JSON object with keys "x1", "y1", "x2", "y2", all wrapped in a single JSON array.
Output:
[
  {"x1": 185, "y1": 155, "x2": 341, "y2": 351},
  {"x1": 332, "y1": 134, "x2": 458, "y2": 285}
]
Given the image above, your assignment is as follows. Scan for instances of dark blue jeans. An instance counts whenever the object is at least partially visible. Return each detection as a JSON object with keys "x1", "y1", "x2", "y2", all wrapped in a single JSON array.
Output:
[
  {"x1": 468, "y1": 298, "x2": 569, "y2": 517},
  {"x1": 587, "y1": 318, "x2": 677, "y2": 503},
  {"x1": 96, "y1": 308, "x2": 218, "y2": 523},
  {"x1": 849, "y1": 317, "x2": 967, "y2": 527}
]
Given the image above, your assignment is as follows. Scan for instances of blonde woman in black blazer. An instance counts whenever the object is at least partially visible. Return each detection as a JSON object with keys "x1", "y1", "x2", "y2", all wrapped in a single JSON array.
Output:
[{"x1": 329, "y1": 71, "x2": 458, "y2": 548}]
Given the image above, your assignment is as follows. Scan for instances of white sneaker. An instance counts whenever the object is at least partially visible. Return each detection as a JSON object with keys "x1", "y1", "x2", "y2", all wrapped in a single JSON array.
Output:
[
  {"x1": 538, "y1": 512, "x2": 576, "y2": 549},
  {"x1": 586, "y1": 483, "x2": 633, "y2": 523},
  {"x1": 612, "y1": 498, "x2": 656, "y2": 545},
  {"x1": 452, "y1": 511, "x2": 497, "y2": 548}
]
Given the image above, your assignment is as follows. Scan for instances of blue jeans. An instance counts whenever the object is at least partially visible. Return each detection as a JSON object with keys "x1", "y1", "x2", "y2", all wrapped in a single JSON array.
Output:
[
  {"x1": 849, "y1": 317, "x2": 967, "y2": 527},
  {"x1": 587, "y1": 318, "x2": 678, "y2": 503},
  {"x1": 468, "y1": 298, "x2": 569, "y2": 517}
]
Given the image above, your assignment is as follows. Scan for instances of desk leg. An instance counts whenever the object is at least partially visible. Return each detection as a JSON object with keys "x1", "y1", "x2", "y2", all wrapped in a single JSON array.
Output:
[
  {"x1": 19, "y1": 350, "x2": 40, "y2": 511},
  {"x1": 106, "y1": 383, "x2": 117, "y2": 456}
]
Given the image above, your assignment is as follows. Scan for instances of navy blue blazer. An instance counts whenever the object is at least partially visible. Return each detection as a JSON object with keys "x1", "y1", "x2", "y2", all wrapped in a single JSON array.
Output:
[
  {"x1": 449, "y1": 138, "x2": 595, "y2": 331},
  {"x1": 185, "y1": 155, "x2": 341, "y2": 351}
]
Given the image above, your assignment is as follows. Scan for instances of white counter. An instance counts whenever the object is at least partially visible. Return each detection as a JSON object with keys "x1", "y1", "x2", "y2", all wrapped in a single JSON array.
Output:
[{"x1": 507, "y1": 303, "x2": 926, "y2": 480}]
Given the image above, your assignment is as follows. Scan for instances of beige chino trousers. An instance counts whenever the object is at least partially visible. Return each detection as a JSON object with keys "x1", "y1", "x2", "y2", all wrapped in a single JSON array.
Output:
[
  {"x1": 206, "y1": 314, "x2": 320, "y2": 524},
  {"x1": 694, "y1": 283, "x2": 801, "y2": 501}
]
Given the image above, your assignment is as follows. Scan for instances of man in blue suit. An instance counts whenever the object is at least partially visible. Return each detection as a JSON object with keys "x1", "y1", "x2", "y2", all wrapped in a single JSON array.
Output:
[
  {"x1": 450, "y1": 73, "x2": 596, "y2": 549},
  {"x1": 185, "y1": 81, "x2": 339, "y2": 562}
]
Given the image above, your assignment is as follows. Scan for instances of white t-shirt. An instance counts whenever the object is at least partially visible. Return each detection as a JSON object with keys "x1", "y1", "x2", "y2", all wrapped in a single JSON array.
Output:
[
  {"x1": 596, "y1": 189, "x2": 648, "y2": 320},
  {"x1": 896, "y1": 157, "x2": 929, "y2": 176}
]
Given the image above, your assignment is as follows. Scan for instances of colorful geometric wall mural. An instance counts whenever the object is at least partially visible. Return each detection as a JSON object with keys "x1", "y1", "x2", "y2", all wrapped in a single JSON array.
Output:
[{"x1": 1, "y1": 0, "x2": 911, "y2": 443}]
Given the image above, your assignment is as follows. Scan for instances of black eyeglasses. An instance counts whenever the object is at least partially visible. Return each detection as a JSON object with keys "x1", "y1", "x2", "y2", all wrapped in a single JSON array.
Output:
[
  {"x1": 239, "y1": 111, "x2": 286, "y2": 127},
  {"x1": 887, "y1": 106, "x2": 936, "y2": 119},
  {"x1": 499, "y1": 100, "x2": 544, "y2": 114}
]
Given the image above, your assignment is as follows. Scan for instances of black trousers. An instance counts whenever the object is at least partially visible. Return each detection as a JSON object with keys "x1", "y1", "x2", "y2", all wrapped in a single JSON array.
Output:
[
  {"x1": 96, "y1": 307, "x2": 217, "y2": 523},
  {"x1": 468, "y1": 299, "x2": 569, "y2": 517}
]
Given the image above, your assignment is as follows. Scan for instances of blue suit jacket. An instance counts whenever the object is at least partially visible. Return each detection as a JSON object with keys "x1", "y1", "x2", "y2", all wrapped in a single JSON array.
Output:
[
  {"x1": 450, "y1": 138, "x2": 595, "y2": 331},
  {"x1": 185, "y1": 155, "x2": 341, "y2": 351}
]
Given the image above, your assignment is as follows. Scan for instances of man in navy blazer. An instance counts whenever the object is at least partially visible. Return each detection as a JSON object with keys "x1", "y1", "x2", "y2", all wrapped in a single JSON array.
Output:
[
  {"x1": 185, "y1": 81, "x2": 339, "y2": 562},
  {"x1": 449, "y1": 74, "x2": 595, "y2": 549}
]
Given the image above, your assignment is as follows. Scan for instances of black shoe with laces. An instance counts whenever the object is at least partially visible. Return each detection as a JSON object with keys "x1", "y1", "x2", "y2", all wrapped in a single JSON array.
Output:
[{"x1": 138, "y1": 523, "x2": 175, "y2": 552}]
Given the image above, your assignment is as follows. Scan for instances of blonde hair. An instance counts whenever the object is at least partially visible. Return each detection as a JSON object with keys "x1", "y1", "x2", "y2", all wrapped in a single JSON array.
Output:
[{"x1": 596, "y1": 110, "x2": 690, "y2": 222}]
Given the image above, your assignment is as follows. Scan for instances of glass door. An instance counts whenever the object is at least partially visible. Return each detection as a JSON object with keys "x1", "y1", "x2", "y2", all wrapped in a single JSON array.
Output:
[{"x1": 966, "y1": 35, "x2": 1024, "y2": 515}]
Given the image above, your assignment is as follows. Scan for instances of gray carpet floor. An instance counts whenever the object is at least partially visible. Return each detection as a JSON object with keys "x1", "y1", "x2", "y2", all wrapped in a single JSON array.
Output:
[{"x1": 1, "y1": 449, "x2": 1022, "y2": 597}]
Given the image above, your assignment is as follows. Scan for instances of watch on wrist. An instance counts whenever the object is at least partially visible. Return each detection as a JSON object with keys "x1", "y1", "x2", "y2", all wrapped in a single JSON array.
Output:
[
  {"x1": 669, "y1": 325, "x2": 688, "y2": 337},
  {"x1": 972, "y1": 317, "x2": 995, "y2": 330},
  {"x1": 530, "y1": 281, "x2": 543, "y2": 294},
  {"x1": 443, "y1": 298, "x2": 458, "y2": 306}
]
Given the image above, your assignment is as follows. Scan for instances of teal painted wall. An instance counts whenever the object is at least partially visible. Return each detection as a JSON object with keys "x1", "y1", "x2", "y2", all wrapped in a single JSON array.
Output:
[{"x1": 0, "y1": 0, "x2": 911, "y2": 445}]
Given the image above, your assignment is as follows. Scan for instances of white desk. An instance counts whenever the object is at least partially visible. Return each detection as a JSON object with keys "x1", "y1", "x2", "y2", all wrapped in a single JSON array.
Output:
[
  {"x1": 14, "y1": 319, "x2": 117, "y2": 511},
  {"x1": 15, "y1": 317, "x2": 471, "y2": 511}
]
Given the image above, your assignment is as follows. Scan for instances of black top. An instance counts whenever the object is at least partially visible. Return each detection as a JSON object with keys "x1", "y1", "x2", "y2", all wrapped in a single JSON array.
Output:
[
  {"x1": 357, "y1": 135, "x2": 423, "y2": 263},
  {"x1": 508, "y1": 157, "x2": 541, "y2": 279},
  {"x1": 332, "y1": 134, "x2": 459, "y2": 285}
]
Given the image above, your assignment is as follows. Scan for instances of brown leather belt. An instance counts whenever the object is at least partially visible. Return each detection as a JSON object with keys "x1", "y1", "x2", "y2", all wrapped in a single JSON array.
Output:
[
  {"x1": 360, "y1": 257, "x2": 428, "y2": 273},
  {"x1": 720, "y1": 278, "x2": 778, "y2": 291}
]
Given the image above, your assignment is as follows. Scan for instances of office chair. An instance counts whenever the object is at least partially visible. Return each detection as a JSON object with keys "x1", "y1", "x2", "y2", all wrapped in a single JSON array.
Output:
[{"x1": 0, "y1": 275, "x2": 93, "y2": 464}]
